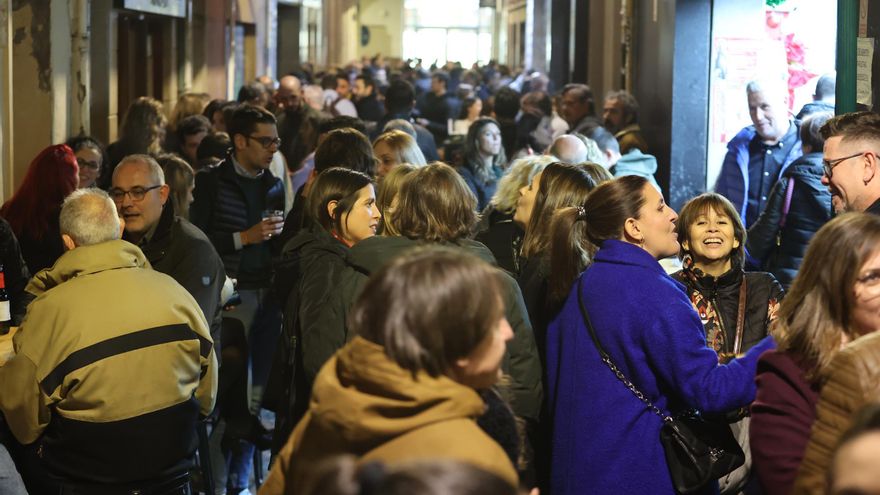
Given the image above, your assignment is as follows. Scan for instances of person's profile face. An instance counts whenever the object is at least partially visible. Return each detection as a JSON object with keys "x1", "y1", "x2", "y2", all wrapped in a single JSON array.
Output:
[
  {"x1": 633, "y1": 184, "x2": 679, "y2": 260},
  {"x1": 454, "y1": 314, "x2": 513, "y2": 390},
  {"x1": 514, "y1": 171, "x2": 542, "y2": 228},
  {"x1": 822, "y1": 136, "x2": 871, "y2": 214},
  {"x1": 339, "y1": 184, "x2": 381, "y2": 245},
  {"x1": 603, "y1": 98, "x2": 625, "y2": 133}
]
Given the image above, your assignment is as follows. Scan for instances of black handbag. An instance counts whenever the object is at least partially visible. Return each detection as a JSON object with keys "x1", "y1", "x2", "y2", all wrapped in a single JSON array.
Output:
[{"x1": 576, "y1": 279, "x2": 745, "y2": 494}]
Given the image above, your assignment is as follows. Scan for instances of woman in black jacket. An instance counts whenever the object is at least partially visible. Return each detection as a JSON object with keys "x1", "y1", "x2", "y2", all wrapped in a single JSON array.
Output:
[
  {"x1": 672, "y1": 192, "x2": 784, "y2": 494},
  {"x1": 747, "y1": 112, "x2": 834, "y2": 289},
  {"x1": 272, "y1": 167, "x2": 380, "y2": 452}
]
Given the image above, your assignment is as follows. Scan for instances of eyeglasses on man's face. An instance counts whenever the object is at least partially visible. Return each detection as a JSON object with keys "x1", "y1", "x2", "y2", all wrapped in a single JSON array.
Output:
[
  {"x1": 246, "y1": 135, "x2": 282, "y2": 149},
  {"x1": 109, "y1": 185, "x2": 162, "y2": 203},
  {"x1": 823, "y1": 151, "x2": 871, "y2": 178}
]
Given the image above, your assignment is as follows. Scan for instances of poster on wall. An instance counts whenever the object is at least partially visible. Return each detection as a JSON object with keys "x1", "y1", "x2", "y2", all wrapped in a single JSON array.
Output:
[
  {"x1": 709, "y1": 37, "x2": 787, "y2": 146},
  {"x1": 857, "y1": 37, "x2": 874, "y2": 107}
]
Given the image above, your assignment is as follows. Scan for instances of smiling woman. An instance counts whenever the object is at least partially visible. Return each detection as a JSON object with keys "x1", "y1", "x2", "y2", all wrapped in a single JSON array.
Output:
[
  {"x1": 671, "y1": 192, "x2": 784, "y2": 494},
  {"x1": 545, "y1": 176, "x2": 777, "y2": 494}
]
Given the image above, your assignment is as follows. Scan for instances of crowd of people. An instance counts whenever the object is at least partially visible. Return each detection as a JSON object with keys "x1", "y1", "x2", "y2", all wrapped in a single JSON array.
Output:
[{"x1": 0, "y1": 58, "x2": 877, "y2": 495}]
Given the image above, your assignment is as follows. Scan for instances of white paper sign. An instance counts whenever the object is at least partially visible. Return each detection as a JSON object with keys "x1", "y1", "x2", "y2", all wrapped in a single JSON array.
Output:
[{"x1": 857, "y1": 38, "x2": 874, "y2": 107}]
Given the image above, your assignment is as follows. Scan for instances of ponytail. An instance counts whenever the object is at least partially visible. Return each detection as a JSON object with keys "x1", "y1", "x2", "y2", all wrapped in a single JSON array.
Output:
[
  {"x1": 546, "y1": 175, "x2": 649, "y2": 305},
  {"x1": 548, "y1": 206, "x2": 594, "y2": 307}
]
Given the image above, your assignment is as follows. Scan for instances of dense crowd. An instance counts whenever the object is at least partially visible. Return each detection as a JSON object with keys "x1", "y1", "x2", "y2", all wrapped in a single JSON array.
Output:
[{"x1": 0, "y1": 59, "x2": 878, "y2": 495}]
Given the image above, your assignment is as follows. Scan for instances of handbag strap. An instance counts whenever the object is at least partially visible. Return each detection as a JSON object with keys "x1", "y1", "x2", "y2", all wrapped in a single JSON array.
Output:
[
  {"x1": 732, "y1": 277, "x2": 748, "y2": 356},
  {"x1": 576, "y1": 278, "x2": 672, "y2": 423},
  {"x1": 779, "y1": 176, "x2": 796, "y2": 228}
]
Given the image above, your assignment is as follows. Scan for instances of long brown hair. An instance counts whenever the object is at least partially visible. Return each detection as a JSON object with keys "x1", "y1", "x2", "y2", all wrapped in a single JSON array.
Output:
[
  {"x1": 774, "y1": 213, "x2": 880, "y2": 382},
  {"x1": 548, "y1": 175, "x2": 648, "y2": 303},
  {"x1": 521, "y1": 162, "x2": 597, "y2": 259}
]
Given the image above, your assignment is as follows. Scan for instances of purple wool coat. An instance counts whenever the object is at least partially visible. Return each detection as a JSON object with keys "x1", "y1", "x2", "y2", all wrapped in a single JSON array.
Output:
[{"x1": 546, "y1": 240, "x2": 775, "y2": 495}]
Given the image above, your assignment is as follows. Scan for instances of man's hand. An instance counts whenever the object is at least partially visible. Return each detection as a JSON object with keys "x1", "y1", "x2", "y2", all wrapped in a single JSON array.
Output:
[{"x1": 241, "y1": 217, "x2": 283, "y2": 245}]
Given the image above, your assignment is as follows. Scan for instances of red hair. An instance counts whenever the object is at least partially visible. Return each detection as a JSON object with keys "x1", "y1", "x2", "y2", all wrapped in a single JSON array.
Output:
[{"x1": 1, "y1": 144, "x2": 79, "y2": 240}]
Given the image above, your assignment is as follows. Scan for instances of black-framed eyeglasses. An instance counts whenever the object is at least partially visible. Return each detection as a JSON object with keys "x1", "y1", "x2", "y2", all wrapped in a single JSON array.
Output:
[
  {"x1": 246, "y1": 135, "x2": 282, "y2": 149},
  {"x1": 76, "y1": 158, "x2": 101, "y2": 171},
  {"x1": 109, "y1": 185, "x2": 162, "y2": 203},
  {"x1": 823, "y1": 152, "x2": 868, "y2": 178}
]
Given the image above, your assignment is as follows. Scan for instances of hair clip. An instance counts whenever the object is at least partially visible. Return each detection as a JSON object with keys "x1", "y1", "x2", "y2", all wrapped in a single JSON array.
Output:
[{"x1": 576, "y1": 205, "x2": 587, "y2": 220}]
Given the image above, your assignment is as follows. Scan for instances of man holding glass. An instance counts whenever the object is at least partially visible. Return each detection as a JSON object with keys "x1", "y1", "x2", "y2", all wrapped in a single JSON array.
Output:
[{"x1": 190, "y1": 104, "x2": 285, "y2": 494}]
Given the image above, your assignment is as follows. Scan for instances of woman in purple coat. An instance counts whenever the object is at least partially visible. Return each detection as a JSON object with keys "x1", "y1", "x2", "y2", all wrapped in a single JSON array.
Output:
[{"x1": 545, "y1": 176, "x2": 775, "y2": 495}]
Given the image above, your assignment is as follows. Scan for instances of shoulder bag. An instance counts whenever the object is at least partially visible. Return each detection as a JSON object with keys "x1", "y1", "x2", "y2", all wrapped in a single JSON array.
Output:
[{"x1": 576, "y1": 278, "x2": 745, "y2": 494}]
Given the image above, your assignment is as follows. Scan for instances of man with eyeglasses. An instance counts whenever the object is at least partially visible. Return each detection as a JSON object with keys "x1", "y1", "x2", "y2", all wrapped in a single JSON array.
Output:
[
  {"x1": 190, "y1": 104, "x2": 285, "y2": 494},
  {"x1": 111, "y1": 154, "x2": 224, "y2": 348},
  {"x1": 818, "y1": 111, "x2": 880, "y2": 215},
  {"x1": 715, "y1": 80, "x2": 803, "y2": 228}
]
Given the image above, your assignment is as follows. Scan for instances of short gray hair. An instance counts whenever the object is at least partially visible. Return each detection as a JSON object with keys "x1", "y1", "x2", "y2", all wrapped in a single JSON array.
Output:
[
  {"x1": 60, "y1": 189, "x2": 122, "y2": 246},
  {"x1": 114, "y1": 154, "x2": 165, "y2": 185},
  {"x1": 745, "y1": 79, "x2": 788, "y2": 103}
]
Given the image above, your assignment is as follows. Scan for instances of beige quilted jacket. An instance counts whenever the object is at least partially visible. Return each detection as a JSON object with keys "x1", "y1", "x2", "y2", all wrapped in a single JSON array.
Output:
[{"x1": 791, "y1": 331, "x2": 880, "y2": 494}]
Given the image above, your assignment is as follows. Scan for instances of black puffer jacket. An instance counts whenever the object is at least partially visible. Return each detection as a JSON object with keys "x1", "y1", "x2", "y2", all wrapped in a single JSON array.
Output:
[
  {"x1": 672, "y1": 266, "x2": 784, "y2": 356},
  {"x1": 190, "y1": 159, "x2": 285, "y2": 286},
  {"x1": 746, "y1": 152, "x2": 832, "y2": 289}
]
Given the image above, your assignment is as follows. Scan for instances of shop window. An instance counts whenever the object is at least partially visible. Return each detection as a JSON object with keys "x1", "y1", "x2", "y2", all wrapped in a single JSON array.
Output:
[
  {"x1": 402, "y1": 0, "x2": 494, "y2": 66},
  {"x1": 706, "y1": 0, "x2": 837, "y2": 187}
]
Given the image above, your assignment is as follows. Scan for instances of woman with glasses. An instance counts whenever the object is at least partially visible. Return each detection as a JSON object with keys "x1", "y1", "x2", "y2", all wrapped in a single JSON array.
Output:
[
  {"x1": 0, "y1": 144, "x2": 79, "y2": 274},
  {"x1": 747, "y1": 112, "x2": 834, "y2": 289},
  {"x1": 750, "y1": 213, "x2": 880, "y2": 495},
  {"x1": 65, "y1": 135, "x2": 108, "y2": 190}
]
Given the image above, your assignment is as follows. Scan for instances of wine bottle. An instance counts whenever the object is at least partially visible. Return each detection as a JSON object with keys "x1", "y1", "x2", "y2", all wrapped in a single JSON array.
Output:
[{"x1": 0, "y1": 264, "x2": 11, "y2": 335}]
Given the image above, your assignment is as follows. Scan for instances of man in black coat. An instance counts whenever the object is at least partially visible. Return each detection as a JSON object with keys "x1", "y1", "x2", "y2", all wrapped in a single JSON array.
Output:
[
  {"x1": 111, "y1": 154, "x2": 225, "y2": 345},
  {"x1": 190, "y1": 105, "x2": 286, "y2": 492}
]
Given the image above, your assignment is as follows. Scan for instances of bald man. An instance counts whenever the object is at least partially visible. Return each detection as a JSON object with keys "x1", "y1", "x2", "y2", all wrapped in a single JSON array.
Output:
[
  {"x1": 547, "y1": 135, "x2": 588, "y2": 164},
  {"x1": 275, "y1": 75, "x2": 322, "y2": 171}
]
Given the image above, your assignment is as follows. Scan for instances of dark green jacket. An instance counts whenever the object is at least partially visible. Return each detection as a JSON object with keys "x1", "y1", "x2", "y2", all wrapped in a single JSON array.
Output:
[
  {"x1": 272, "y1": 226, "x2": 350, "y2": 451},
  {"x1": 336, "y1": 236, "x2": 543, "y2": 420}
]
